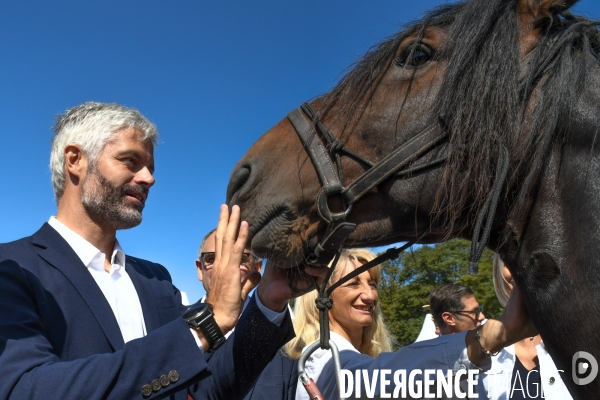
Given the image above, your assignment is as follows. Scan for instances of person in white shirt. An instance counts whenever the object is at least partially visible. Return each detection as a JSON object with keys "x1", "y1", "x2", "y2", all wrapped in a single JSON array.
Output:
[
  {"x1": 0, "y1": 101, "x2": 295, "y2": 400},
  {"x1": 283, "y1": 248, "x2": 395, "y2": 400},
  {"x1": 481, "y1": 255, "x2": 573, "y2": 400}
]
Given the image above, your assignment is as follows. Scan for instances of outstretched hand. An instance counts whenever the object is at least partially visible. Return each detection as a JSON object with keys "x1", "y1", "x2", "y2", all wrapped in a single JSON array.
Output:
[
  {"x1": 467, "y1": 282, "x2": 537, "y2": 364},
  {"x1": 495, "y1": 283, "x2": 538, "y2": 343},
  {"x1": 206, "y1": 205, "x2": 261, "y2": 334}
]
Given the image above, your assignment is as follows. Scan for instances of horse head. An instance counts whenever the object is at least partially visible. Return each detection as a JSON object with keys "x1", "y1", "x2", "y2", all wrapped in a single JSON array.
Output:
[{"x1": 228, "y1": 1, "x2": 600, "y2": 396}]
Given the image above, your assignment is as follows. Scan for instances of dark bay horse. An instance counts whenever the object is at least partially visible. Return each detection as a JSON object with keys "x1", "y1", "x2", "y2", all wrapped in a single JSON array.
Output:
[{"x1": 227, "y1": 0, "x2": 600, "y2": 397}]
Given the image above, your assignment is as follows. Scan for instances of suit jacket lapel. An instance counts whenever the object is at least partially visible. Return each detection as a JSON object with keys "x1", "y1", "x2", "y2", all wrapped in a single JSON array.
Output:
[
  {"x1": 126, "y1": 257, "x2": 162, "y2": 333},
  {"x1": 32, "y1": 223, "x2": 125, "y2": 351}
]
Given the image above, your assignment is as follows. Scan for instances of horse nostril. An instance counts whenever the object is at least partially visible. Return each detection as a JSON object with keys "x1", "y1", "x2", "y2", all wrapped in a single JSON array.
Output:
[{"x1": 227, "y1": 164, "x2": 252, "y2": 204}]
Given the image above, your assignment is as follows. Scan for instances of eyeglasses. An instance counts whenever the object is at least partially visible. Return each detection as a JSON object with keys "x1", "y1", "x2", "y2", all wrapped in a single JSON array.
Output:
[
  {"x1": 452, "y1": 305, "x2": 483, "y2": 319},
  {"x1": 199, "y1": 252, "x2": 254, "y2": 266}
]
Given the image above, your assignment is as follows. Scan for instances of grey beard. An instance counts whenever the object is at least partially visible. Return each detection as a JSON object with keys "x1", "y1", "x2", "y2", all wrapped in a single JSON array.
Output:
[{"x1": 81, "y1": 166, "x2": 146, "y2": 230}]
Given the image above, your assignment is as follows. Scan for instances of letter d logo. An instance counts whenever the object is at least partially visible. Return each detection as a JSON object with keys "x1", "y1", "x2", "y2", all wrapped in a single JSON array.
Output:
[{"x1": 572, "y1": 351, "x2": 598, "y2": 385}]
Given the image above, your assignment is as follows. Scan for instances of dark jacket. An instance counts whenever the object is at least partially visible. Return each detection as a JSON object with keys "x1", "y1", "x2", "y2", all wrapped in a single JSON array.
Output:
[{"x1": 0, "y1": 223, "x2": 294, "y2": 399}]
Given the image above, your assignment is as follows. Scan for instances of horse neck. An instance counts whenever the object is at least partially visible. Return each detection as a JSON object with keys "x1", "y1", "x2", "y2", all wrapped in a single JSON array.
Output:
[{"x1": 499, "y1": 64, "x2": 600, "y2": 399}]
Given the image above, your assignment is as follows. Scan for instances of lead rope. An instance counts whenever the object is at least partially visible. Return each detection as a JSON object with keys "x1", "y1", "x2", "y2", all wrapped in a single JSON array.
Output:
[
  {"x1": 315, "y1": 251, "x2": 342, "y2": 351},
  {"x1": 298, "y1": 251, "x2": 343, "y2": 400}
]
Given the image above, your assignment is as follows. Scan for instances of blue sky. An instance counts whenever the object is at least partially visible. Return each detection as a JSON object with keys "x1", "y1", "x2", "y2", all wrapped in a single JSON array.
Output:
[{"x1": 1, "y1": 0, "x2": 599, "y2": 302}]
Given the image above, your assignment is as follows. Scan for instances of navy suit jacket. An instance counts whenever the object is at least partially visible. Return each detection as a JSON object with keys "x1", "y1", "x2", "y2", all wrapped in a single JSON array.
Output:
[
  {"x1": 242, "y1": 350, "x2": 297, "y2": 400},
  {"x1": 0, "y1": 223, "x2": 294, "y2": 399}
]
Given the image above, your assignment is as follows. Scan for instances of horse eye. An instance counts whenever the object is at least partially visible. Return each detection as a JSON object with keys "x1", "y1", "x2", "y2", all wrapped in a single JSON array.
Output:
[{"x1": 395, "y1": 44, "x2": 433, "y2": 68}]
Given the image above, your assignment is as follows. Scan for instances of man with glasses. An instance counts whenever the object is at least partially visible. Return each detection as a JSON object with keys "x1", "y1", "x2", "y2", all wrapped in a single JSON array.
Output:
[
  {"x1": 196, "y1": 229, "x2": 262, "y2": 334},
  {"x1": 195, "y1": 229, "x2": 297, "y2": 400},
  {"x1": 429, "y1": 283, "x2": 486, "y2": 335}
]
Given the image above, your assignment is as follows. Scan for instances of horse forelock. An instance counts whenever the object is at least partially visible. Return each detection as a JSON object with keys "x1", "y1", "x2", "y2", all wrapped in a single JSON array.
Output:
[{"x1": 318, "y1": 0, "x2": 600, "y2": 243}]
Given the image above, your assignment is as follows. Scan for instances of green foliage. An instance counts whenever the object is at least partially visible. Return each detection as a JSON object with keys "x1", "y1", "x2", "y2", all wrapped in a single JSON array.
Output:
[{"x1": 378, "y1": 239, "x2": 503, "y2": 349}]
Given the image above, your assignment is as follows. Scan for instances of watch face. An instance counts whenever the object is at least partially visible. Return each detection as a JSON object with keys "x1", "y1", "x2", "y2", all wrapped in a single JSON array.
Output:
[{"x1": 183, "y1": 301, "x2": 209, "y2": 320}]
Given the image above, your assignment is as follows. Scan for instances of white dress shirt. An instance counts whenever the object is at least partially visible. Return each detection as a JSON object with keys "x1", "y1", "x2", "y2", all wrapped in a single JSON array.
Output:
[
  {"x1": 48, "y1": 217, "x2": 146, "y2": 343},
  {"x1": 478, "y1": 342, "x2": 572, "y2": 399},
  {"x1": 50, "y1": 217, "x2": 287, "y2": 350}
]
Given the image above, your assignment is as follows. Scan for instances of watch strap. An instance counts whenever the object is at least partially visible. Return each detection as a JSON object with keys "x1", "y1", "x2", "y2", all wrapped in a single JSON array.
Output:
[
  {"x1": 198, "y1": 312, "x2": 226, "y2": 352},
  {"x1": 184, "y1": 302, "x2": 226, "y2": 352}
]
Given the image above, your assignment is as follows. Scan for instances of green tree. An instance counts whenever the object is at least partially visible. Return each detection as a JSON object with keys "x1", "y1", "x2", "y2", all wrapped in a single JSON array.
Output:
[{"x1": 378, "y1": 239, "x2": 503, "y2": 348}]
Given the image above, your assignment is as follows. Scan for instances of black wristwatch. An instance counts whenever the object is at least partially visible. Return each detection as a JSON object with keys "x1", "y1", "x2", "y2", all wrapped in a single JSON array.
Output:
[{"x1": 183, "y1": 301, "x2": 226, "y2": 352}]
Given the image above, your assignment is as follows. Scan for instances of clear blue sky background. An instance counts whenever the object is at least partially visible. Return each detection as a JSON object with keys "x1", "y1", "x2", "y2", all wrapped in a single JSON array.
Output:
[{"x1": 1, "y1": 1, "x2": 598, "y2": 302}]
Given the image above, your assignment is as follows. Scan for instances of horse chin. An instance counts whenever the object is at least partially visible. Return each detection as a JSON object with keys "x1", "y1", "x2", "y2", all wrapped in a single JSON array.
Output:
[{"x1": 249, "y1": 207, "x2": 312, "y2": 267}]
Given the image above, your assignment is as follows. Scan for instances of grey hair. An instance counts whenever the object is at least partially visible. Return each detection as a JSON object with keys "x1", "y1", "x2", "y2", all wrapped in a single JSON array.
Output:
[
  {"x1": 50, "y1": 102, "x2": 159, "y2": 202},
  {"x1": 198, "y1": 228, "x2": 217, "y2": 258}
]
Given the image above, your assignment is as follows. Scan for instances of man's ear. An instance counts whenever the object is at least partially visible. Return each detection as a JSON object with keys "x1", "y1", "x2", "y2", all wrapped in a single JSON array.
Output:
[
  {"x1": 195, "y1": 260, "x2": 204, "y2": 281},
  {"x1": 64, "y1": 144, "x2": 87, "y2": 185},
  {"x1": 442, "y1": 311, "x2": 456, "y2": 327}
]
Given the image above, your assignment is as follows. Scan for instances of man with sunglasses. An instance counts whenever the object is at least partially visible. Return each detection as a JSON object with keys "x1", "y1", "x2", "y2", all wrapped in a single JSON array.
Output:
[
  {"x1": 429, "y1": 283, "x2": 486, "y2": 335},
  {"x1": 195, "y1": 230, "x2": 298, "y2": 400},
  {"x1": 196, "y1": 228, "x2": 262, "y2": 326}
]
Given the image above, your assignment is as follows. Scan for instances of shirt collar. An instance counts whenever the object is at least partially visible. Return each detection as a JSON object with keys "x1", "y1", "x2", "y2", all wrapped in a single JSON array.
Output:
[{"x1": 48, "y1": 216, "x2": 125, "y2": 270}]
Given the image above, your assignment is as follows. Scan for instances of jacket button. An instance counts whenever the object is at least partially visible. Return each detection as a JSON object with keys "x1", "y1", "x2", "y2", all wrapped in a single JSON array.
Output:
[
  {"x1": 160, "y1": 374, "x2": 171, "y2": 387},
  {"x1": 151, "y1": 379, "x2": 162, "y2": 392},
  {"x1": 549, "y1": 377, "x2": 556, "y2": 384},
  {"x1": 141, "y1": 384, "x2": 152, "y2": 397},
  {"x1": 168, "y1": 370, "x2": 180, "y2": 383}
]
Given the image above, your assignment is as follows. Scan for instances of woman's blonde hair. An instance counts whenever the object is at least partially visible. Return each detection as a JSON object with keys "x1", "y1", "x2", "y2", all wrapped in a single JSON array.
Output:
[
  {"x1": 492, "y1": 254, "x2": 512, "y2": 307},
  {"x1": 284, "y1": 248, "x2": 394, "y2": 359}
]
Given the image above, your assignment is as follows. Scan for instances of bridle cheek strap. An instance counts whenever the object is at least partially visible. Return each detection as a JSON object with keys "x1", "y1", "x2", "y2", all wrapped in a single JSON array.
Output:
[{"x1": 287, "y1": 107, "x2": 357, "y2": 265}]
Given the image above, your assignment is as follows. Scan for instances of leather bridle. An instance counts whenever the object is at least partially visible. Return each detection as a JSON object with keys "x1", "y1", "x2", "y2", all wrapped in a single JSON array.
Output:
[
  {"x1": 287, "y1": 102, "x2": 450, "y2": 267},
  {"x1": 287, "y1": 103, "x2": 509, "y2": 389}
]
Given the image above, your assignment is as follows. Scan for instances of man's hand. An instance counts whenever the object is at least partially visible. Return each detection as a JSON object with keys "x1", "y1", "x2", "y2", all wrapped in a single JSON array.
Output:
[
  {"x1": 256, "y1": 261, "x2": 294, "y2": 312},
  {"x1": 466, "y1": 283, "x2": 538, "y2": 364},
  {"x1": 204, "y1": 205, "x2": 261, "y2": 335},
  {"x1": 257, "y1": 262, "x2": 328, "y2": 312}
]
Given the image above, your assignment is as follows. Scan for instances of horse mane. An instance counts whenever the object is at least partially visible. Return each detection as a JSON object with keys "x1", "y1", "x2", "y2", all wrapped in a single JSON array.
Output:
[{"x1": 319, "y1": 0, "x2": 600, "y2": 238}]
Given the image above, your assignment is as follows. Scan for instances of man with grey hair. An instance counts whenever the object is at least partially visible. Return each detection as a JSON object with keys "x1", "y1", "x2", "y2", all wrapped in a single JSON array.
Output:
[{"x1": 0, "y1": 102, "x2": 294, "y2": 399}]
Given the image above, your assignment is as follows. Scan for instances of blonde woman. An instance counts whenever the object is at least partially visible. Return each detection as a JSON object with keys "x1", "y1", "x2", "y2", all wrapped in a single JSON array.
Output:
[
  {"x1": 484, "y1": 255, "x2": 572, "y2": 400},
  {"x1": 284, "y1": 248, "x2": 394, "y2": 400}
]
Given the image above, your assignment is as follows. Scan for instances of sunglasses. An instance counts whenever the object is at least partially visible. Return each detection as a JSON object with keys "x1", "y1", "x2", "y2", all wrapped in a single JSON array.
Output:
[
  {"x1": 452, "y1": 305, "x2": 483, "y2": 319},
  {"x1": 200, "y1": 252, "x2": 254, "y2": 266}
]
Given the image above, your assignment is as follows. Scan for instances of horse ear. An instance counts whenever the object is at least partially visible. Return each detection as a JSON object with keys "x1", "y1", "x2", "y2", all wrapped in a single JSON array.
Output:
[{"x1": 518, "y1": 0, "x2": 579, "y2": 17}]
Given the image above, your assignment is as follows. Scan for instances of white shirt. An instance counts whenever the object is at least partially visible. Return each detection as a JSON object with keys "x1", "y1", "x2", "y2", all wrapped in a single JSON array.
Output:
[
  {"x1": 48, "y1": 217, "x2": 146, "y2": 343},
  {"x1": 295, "y1": 331, "x2": 359, "y2": 400},
  {"x1": 50, "y1": 216, "x2": 288, "y2": 352},
  {"x1": 479, "y1": 342, "x2": 572, "y2": 400}
]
